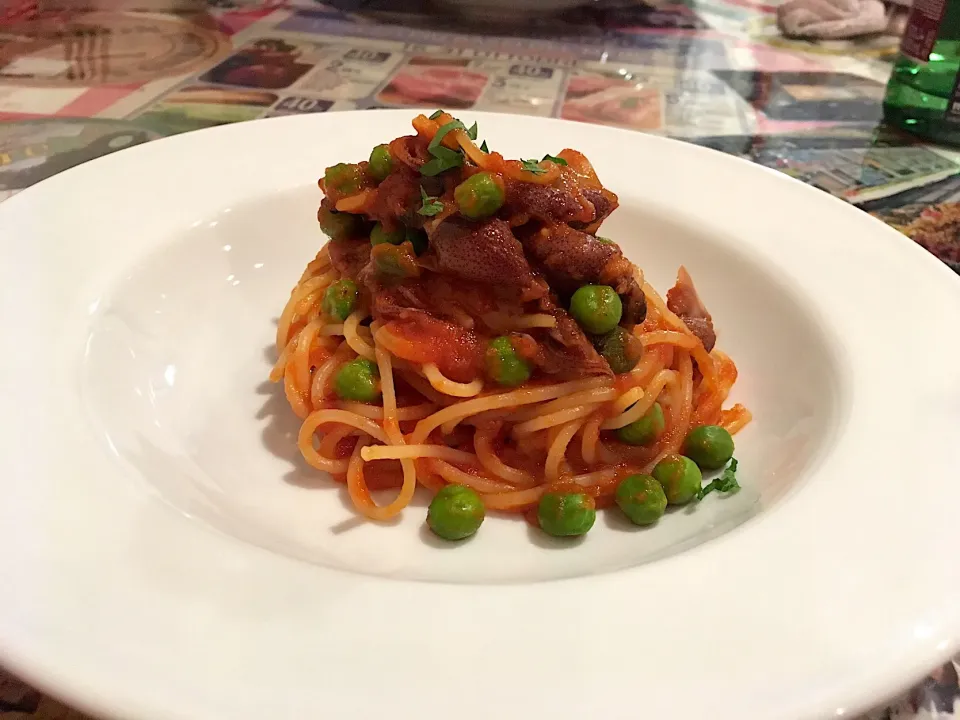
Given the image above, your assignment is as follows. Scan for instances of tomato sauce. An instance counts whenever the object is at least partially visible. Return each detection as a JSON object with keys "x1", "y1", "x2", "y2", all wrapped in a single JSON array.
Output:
[{"x1": 384, "y1": 315, "x2": 483, "y2": 383}]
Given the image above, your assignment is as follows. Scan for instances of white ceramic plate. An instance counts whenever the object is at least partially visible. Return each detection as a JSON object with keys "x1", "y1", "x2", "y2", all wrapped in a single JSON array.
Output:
[{"x1": 1, "y1": 110, "x2": 959, "y2": 720}]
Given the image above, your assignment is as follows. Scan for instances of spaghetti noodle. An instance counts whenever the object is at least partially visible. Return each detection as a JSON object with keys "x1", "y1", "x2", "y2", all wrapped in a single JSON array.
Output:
[{"x1": 271, "y1": 111, "x2": 751, "y2": 539}]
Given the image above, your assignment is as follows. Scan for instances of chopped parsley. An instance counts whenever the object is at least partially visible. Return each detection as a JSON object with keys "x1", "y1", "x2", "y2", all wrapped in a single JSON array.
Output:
[
  {"x1": 420, "y1": 116, "x2": 482, "y2": 175},
  {"x1": 420, "y1": 120, "x2": 468, "y2": 176},
  {"x1": 480, "y1": 140, "x2": 489, "y2": 153},
  {"x1": 429, "y1": 120, "x2": 465, "y2": 151},
  {"x1": 596, "y1": 236, "x2": 616, "y2": 245},
  {"x1": 418, "y1": 186, "x2": 444, "y2": 216},
  {"x1": 695, "y1": 458, "x2": 741, "y2": 501},
  {"x1": 420, "y1": 146, "x2": 463, "y2": 176},
  {"x1": 520, "y1": 158, "x2": 547, "y2": 175},
  {"x1": 541, "y1": 154, "x2": 568, "y2": 166}
]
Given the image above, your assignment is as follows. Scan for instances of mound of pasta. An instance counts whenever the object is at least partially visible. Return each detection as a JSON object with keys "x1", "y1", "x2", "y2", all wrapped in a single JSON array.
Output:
[{"x1": 271, "y1": 111, "x2": 750, "y2": 541}]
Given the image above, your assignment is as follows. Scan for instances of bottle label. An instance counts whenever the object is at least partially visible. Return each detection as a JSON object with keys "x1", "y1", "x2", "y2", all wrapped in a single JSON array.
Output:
[{"x1": 900, "y1": 0, "x2": 949, "y2": 61}]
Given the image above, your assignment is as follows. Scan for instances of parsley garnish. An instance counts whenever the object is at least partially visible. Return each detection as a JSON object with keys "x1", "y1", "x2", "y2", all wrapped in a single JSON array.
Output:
[
  {"x1": 429, "y1": 109, "x2": 444, "y2": 120},
  {"x1": 429, "y1": 120, "x2": 465, "y2": 151},
  {"x1": 520, "y1": 158, "x2": 547, "y2": 175},
  {"x1": 541, "y1": 154, "x2": 568, "y2": 166},
  {"x1": 421, "y1": 146, "x2": 463, "y2": 176},
  {"x1": 480, "y1": 140, "x2": 489, "y2": 153},
  {"x1": 418, "y1": 186, "x2": 444, "y2": 216},
  {"x1": 467, "y1": 122, "x2": 478, "y2": 140},
  {"x1": 696, "y1": 458, "x2": 740, "y2": 501},
  {"x1": 420, "y1": 120, "x2": 468, "y2": 176},
  {"x1": 596, "y1": 236, "x2": 615, "y2": 245}
]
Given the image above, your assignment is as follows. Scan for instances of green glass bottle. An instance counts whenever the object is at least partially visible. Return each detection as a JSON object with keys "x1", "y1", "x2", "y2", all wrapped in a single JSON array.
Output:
[{"x1": 883, "y1": 0, "x2": 960, "y2": 145}]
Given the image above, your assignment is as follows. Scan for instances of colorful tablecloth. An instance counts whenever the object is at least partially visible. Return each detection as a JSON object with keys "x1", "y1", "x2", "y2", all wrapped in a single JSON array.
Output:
[{"x1": 0, "y1": 0, "x2": 957, "y2": 717}]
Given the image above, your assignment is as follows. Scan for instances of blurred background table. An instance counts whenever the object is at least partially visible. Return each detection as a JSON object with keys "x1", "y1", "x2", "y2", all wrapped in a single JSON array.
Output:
[{"x1": 0, "y1": 0, "x2": 958, "y2": 718}]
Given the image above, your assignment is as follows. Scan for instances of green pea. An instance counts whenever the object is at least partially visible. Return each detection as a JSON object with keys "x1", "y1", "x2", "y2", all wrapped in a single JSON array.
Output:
[
  {"x1": 321, "y1": 279, "x2": 358, "y2": 322},
  {"x1": 372, "y1": 243, "x2": 419, "y2": 282},
  {"x1": 537, "y1": 492, "x2": 596, "y2": 537},
  {"x1": 616, "y1": 403, "x2": 665, "y2": 446},
  {"x1": 427, "y1": 484, "x2": 485, "y2": 541},
  {"x1": 370, "y1": 222, "x2": 405, "y2": 246},
  {"x1": 405, "y1": 228, "x2": 428, "y2": 255},
  {"x1": 454, "y1": 172, "x2": 505, "y2": 219},
  {"x1": 615, "y1": 474, "x2": 667, "y2": 526},
  {"x1": 317, "y1": 206, "x2": 360, "y2": 241},
  {"x1": 597, "y1": 326, "x2": 642, "y2": 374},
  {"x1": 485, "y1": 336, "x2": 531, "y2": 387},
  {"x1": 334, "y1": 358, "x2": 381, "y2": 402},
  {"x1": 368, "y1": 144, "x2": 393, "y2": 182},
  {"x1": 652, "y1": 454, "x2": 702, "y2": 506},
  {"x1": 324, "y1": 162, "x2": 366, "y2": 196},
  {"x1": 569, "y1": 285, "x2": 622, "y2": 335},
  {"x1": 683, "y1": 425, "x2": 735, "y2": 470}
]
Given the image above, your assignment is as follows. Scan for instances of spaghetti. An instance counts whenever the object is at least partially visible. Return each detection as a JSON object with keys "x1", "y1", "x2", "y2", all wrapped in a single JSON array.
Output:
[{"x1": 271, "y1": 112, "x2": 751, "y2": 539}]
